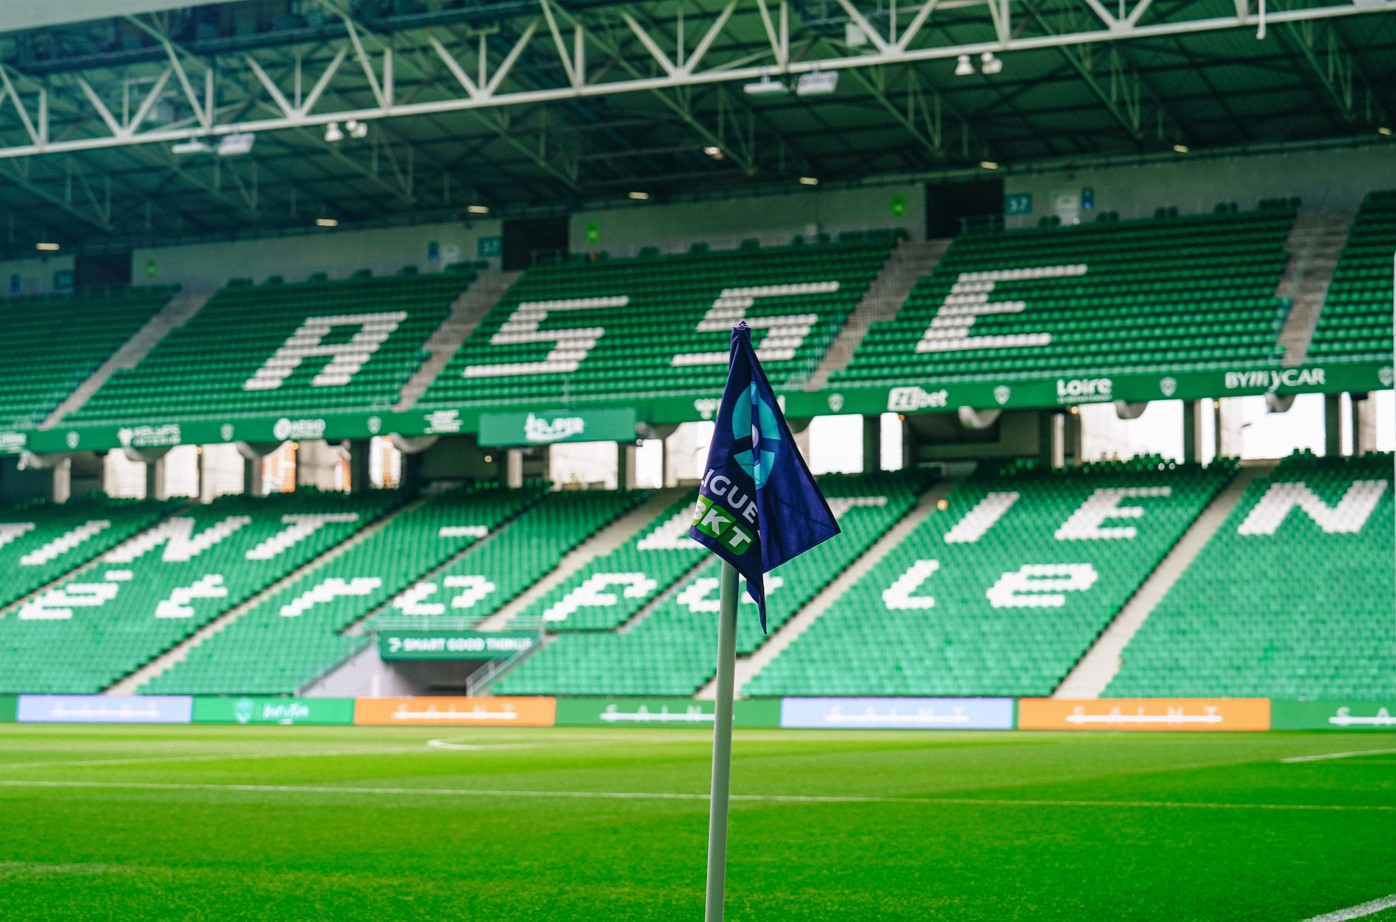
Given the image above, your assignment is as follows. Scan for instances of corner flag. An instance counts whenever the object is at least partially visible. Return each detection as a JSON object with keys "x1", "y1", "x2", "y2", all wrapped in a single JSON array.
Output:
[{"x1": 688, "y1": 322, "x2": 840, "y2": 631}]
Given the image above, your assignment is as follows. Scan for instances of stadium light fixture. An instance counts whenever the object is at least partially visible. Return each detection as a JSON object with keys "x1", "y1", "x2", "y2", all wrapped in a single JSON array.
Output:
[
  {"x1": 345, "y1": 119, "x2": 368, "y2": 139},
  {"x1": 315, "y1": 218, "x2": 339, "y2": 228},
  {"x1": 172, "y1": 138, "x2": 212, "y2": 155},
  {"x1": 324, "y1": 121, "x2": 344, "y2": 143},
  {"x1": 980, "y1": 52, "x2": 1003, "y2": 75},
  {"x1": 628, "y1": 191, "x2": 651, "y2": 201},
  {"x1": 798, "y1": 176, "x2": 819, "y2": 186},
  {"x1": 954, "y1": 54, "x2": 975, "y2": 77},
  {"x1": 743, "y1": 75, "x2": 788, "y2": 96},
  {"x1": 217, "y1": 133, "x2": 255, "y2": 157},
  {"x1": 467, "y1": 204, "x2": 490, "y2": 214},
  {"x1": 980, "y1": 160, "x2": 1000, "y2": 170},
  {"x1": 704, "y1": 145, "x2": 724, "y2": 160},
  {"x1": 1378, "y1": 126, "x2": 1393, "y2": 136},
  {"x1": 796, "y1": 70, "x2": 839, "y2": 96},
  {"x1": 35, "y1": 242, "x2": 60, "y2": 251},
  {"x1": 1173, "y1": 143, "x2": 1190, "y2": 153}
]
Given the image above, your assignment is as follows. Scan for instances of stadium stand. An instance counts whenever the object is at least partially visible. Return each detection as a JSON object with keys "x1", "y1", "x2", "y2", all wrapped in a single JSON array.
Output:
[
  {"x1": 0, "y1": 494, "x2": 175, "y2": 610},
  {"x1": 415, "y1": 234, "x2": 897, "y2": 406},
  {"x1": 145, "y1": 485, "x2": 642, "y2": 695},
  {"x1": 1306, "y1": 190, "x2": 1396, "y2": 362},
  {"x1": 493, "y1": 472, "x2": 925, "y2": 697},
  {"x1": 742, "y1": 459, "x2": 1235, "y2": 698},
  {"x1": 833, "y1": 207, "x2": 1297, "y2": 385},
  {"x1": 1106, "y1": 452, "x2": 1395, "y2": 699},
  {"x1": 502, "y1": 492, "x2": 705, "y2": 632},
  {"x1": 0, "y1": 490, "x2": 397, "y2": 694},
  {"x1": 68, "y1": 269, "x2": 475, "y2": 423},
  {"x1": 0, "y1": 286, "x2": 175, "y2": 428}
]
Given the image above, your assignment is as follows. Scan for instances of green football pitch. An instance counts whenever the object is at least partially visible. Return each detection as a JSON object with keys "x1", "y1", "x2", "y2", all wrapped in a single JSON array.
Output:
[{"x1": 0, "y1": 726, "x2": 1392, "y2": 921}]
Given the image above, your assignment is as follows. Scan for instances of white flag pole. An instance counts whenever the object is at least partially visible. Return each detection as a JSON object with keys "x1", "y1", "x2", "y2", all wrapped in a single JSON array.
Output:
[{"x1": 703, "y1": 560, "x2": 740, "y2": 922}]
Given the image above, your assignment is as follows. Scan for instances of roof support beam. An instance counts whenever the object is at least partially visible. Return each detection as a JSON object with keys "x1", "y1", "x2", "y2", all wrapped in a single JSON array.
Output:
[{"x1": 0, "y1": 0, "x2": 1392, "y2": 162}]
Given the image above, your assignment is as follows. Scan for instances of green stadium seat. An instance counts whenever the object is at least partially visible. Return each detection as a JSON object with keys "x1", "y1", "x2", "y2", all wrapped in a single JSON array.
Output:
[
  {"x1": 1107, "y1": 452, "x2": 1395, "y2": 699},
  {"x1": 833, "y1": 207, "x2": 1297, "y2": 387},
  {"x1": 69, "y1": 271, "x2": 476, "y2": 424},
  {"x1": 744, "y1": 459, "x2": 1235, "y2": 698}
]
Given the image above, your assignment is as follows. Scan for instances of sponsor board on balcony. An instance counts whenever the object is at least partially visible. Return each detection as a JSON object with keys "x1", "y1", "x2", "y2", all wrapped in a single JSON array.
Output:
[
  {"x1": 478, "y1": 408, "x2": 636, "y2": 446},
  {"x1": 377, "y1": 631, "x2": 536, "y2": 661}
]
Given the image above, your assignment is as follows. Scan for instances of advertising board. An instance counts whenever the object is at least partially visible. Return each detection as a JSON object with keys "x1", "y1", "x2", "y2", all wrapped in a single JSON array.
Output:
[
  {"x1": 779, "y1": 697, "x2": 1015, "y2": 730},
  {"x1": 1018, "y1": 698, "x2": 1270, "y2": 731},
  {"x1": 354, "y1": 696, "x2": 556, "y2": 727},
  {"x1": 191, "y1": 696, "x2": 356, "y2": 726},
  {"x1": 16, "y1": 695, "x2": 193, "y2": 724}
]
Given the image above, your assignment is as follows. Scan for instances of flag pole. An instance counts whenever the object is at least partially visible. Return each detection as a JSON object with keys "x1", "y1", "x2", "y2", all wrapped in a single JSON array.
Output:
[{"x1": 704, "y1": 560, "x2": 740, "y2": 922}]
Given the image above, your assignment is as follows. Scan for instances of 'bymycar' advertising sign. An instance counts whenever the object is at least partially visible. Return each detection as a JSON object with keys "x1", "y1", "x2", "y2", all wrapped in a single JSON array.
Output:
[
  {"x1": 192, "y1": 696, "x2": 356, "y2": 726},
  {"x1": 780, "y1": 697, "x2": 1015, "y2": 730},
  {"x1": 17, "y1": 695, "x2": 192, "y2": 724}
]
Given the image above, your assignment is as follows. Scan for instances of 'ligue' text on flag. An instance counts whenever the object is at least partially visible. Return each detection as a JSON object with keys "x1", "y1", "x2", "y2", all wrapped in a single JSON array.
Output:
[{"x1": 688, "y1": 322, "x2": 840, "y2": 631}]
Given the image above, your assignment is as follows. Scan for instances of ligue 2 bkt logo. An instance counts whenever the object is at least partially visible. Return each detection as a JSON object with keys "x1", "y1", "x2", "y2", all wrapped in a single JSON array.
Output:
[{"x1": 732, "y1": 383, "x2": 781, "y2": 488}]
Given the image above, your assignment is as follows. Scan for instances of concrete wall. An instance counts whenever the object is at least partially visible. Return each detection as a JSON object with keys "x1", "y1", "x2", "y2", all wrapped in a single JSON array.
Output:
[
  {"x1": 1003, "y1": 146, "x2": 1391, "y2": 228},
  {"x1": 132, "y1": 218, "x2": 502, "y2": 290},
  {"x1": 0, "y1": 253, "x2": 76, "y2": 296},
  {"x1": 569, "y1": 183, "x2": 922, "y2": 258}
]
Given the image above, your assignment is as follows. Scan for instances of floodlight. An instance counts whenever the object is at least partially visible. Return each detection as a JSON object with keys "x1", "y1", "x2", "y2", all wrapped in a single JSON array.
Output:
[
  {"x1": 315, "y1": 218, "x2": 339, "y2": 227},
  {"x1": 467, "y1": 204, "x2": 490, "y2": 214},
  {"x1": 217, "y1": 133, "x2": 255, "y2": 156},
  {"x1": 1378, "y1": 126, "x2": 1392, "y2": 136},
  {"x1": 979, "y1": 160, "x2": 999, "y2": 170},
  {"x1": 703, "y1": 145, "x2": 724, "y2": 160},
  {"x1": 954, "y1": 54, "x2": 974, "y2": 77},
  {"x1": 324, "y1": 121, "x2": 344, "y2": 143},
  {"x1": 743, "y1": 76, "x2": 788, "y2": 96},
  {"x1": 796, "y1": 70, "x2": 839, "y2": 96},
  {"x1": 980, "y1": 51, "x2": 1003, "y2": 75},
  {"x1": 35, "y1": 242, "x2": 60, "y2": 251},
  {"x1": 172, "y1": 138, "x2": 212, "y2": 155},
  {"x1": 628, "y1": 191, "x2": 651, "y2": 201},
  {"x1": 798, "y1": 176, "x2": 819, "y2": 186},
  {"x1": 346, "y1": 119, "x2": 368, "y2": 139},
  {"x1": 1173, "y1": 143, "x2": 1190, "y2": 153}
]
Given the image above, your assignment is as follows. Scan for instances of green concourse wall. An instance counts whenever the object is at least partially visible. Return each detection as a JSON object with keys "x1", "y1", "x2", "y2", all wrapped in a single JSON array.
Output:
[
  {"x1": 191, "y1": 697, "x2": 356, "y2": 726},
  {"x1": 2, "y1": 361, "x2": 1387, "y2": 456},
  {"x1": 0, "y1": 696, "x2": 16, "y2": 723},
  {"x1": 1270, "y1": 701, "x2": 1396, "y2": 731}
]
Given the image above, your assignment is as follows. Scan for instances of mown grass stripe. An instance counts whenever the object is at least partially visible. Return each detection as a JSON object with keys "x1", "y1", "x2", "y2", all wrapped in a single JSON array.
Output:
[{"x1": 0, "y1": 778, "x2": 1391, "y2": 812}]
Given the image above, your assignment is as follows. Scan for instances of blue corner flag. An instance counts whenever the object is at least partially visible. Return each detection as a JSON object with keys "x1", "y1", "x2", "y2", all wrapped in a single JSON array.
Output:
[{"x1": 688, "y1": 322, "x2": 840, "y2": 631}]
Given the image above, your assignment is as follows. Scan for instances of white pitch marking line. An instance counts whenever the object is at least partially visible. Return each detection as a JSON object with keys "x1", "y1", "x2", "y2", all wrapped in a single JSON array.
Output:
[
  {"x1": 0, "y1": 779, "x2": 1392, "y2": 812},
  {"x1": 425, "y1": 738, "x2": 544, "y2": 751},
  {"x1": 1281, "y1": 748, "x2": 1396, "y2": 764},
  {"x1": 1302, "y1": 893, "x2": 1396, "y2": 921}
]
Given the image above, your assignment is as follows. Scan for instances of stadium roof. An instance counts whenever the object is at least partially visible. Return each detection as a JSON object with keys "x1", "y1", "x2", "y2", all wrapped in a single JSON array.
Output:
[{"x1": 0, "y1": 0, "x2": 1393, "y2": 255}]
